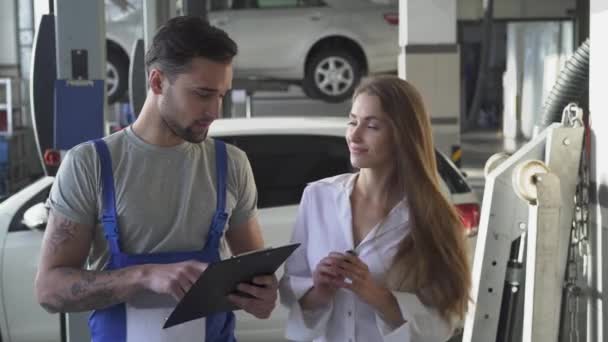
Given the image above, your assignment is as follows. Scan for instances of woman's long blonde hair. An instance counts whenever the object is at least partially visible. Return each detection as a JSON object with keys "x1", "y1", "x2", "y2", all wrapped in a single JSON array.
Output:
[{"x1": 353, "y1": 76, "x2": 471, "y2": 321}]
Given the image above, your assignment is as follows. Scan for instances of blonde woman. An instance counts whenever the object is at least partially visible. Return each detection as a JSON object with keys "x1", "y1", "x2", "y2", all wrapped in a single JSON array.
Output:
[{"x1": 279, "y1": 75, "x2": 471, "y2": 341}]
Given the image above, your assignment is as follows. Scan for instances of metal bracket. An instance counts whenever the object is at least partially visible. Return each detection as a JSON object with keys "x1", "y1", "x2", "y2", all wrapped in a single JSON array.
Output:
[
  {"x1": 463, "y1": 120, "x2": 583, "y2": 341},
  {"x1": 522, "y1": 170, "x2": 562, "y2": 342}
]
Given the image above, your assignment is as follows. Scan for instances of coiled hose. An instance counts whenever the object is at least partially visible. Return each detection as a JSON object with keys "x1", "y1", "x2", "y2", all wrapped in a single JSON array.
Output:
[{"x1": 538, "y1": 39, "x2": 590, "y2": 129}]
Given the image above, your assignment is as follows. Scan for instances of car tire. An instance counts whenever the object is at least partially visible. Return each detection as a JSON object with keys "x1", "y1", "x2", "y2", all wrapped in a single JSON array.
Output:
[
  {"x1": 302, "y1": 49, "x2": 362, "y2": 103},
  {"x1": 300, "y1": 79, "x2": 320, "y2": 99},
  {"x1": 106, "y1": 47, "x2": 129, "y2": 104}
]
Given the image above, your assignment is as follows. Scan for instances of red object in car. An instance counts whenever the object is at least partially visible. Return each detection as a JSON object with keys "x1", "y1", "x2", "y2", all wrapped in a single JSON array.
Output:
[
  {"x1": 456, "y1": 203, "x2": 480, "y2": 236},
  {"x1": 43, "y1": 149, "x2": 61, "y2": 167},
  {"x1": 383, "y1": 12, "x2": 399, "y2": 26}
]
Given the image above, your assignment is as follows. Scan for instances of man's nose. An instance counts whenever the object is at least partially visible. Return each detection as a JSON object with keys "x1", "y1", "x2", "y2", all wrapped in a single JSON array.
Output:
[{"x1": 207, "y1": 97, "x2": 222, "y2": 119}]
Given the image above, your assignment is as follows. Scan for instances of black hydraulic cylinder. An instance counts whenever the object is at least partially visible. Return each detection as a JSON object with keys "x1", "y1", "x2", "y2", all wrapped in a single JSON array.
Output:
[{"x1": 496, "y1": 238, "x2": 524, "y2": 342}]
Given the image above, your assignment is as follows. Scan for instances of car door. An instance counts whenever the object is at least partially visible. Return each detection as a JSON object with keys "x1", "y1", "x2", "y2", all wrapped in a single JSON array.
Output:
[
  {"x1": 219, "y1": 134, "x2": 351, "y2": 341},
  {"x1": 210, "y1": 0, "x2": 329, "y2": 77},
  {"x1": 0, "y1": 177, "x2": 60, "y2": 342}
]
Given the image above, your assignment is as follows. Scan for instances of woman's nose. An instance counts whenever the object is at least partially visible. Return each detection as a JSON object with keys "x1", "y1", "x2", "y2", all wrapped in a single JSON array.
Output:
[{"x1": 348, "y1": 125, "x2": 363, "y2": 142}]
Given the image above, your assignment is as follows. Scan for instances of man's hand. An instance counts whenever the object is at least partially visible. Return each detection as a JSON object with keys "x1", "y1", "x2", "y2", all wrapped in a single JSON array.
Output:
[
  {"x1": 141, "y1": 260, "x2": 208, "y2": 301},
  {"x1": 228, "y1": 275, "x2": 278, "y2": 319}
]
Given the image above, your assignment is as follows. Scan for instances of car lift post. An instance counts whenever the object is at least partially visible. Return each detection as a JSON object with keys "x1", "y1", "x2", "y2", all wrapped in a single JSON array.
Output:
[
  {"x1": 53, "y1": 0, "x2": 106, "y2": 340},
  {"x1": 462, "y1": 105, "x2": 585, "y2": 341}
]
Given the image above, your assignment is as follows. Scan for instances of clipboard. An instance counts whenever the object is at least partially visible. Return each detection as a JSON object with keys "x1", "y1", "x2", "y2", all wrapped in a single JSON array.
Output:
[{"x1": 163, "y1": 243, "x2": 300, "y2": 329}]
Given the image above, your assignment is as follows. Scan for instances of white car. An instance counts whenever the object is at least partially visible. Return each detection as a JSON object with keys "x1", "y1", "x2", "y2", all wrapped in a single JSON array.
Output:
[
  {"x1": 104, "y1": 0, "x2": 399, "y2": 103},
  {"x1": 0, "y1": 117, "x2": 478, "y2": 341}
]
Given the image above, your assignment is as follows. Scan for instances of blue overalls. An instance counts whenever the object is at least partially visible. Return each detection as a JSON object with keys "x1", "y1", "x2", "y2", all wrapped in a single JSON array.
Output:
[{"x1": 88, "y1": 139, "x2": 236, "y2": 342}]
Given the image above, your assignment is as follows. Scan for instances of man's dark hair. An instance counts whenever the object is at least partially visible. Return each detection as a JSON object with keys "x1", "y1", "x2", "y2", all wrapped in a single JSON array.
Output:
[{"x1": 144, "y1": 16, "x2": 238, "y2": 80}]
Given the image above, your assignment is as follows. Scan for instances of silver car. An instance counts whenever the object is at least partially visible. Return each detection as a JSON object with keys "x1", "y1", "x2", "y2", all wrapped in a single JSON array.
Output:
[
  {"x1": 105, "y1": 0, "x2": 143, "y2": 103},
  {"x1": 209, "y1": 0, "x2": 399, "y2": 102},
  {"x1": 0, "y1": 117, "x2": 478, "y2": 341},
  {"x1": 104, "y1": 0, "x2": 399, "y2": 103}
]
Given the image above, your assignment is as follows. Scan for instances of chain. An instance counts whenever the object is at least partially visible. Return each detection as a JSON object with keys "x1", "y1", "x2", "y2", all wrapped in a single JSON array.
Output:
[{"x1": 563, "y1": 103, "x2": 589, "y2": 342}]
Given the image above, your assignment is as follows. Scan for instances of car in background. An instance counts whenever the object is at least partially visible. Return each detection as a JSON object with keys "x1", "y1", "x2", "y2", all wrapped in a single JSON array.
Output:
[
  {"x1": 105, "y1": 0, "x2": 142, "y2": 103},
  {"x1": 0, "y1": 117, "x2": 478, "y2": 341},
  {"x1": 104, "y1": 0, "x2": 399, "y2": 103},
  {"x1": 208, "y1": 0, "x2": 399, "y2": 103}
]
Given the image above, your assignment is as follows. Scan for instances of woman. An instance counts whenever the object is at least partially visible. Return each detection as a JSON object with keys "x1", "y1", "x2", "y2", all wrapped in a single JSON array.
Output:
[{"x1": 279, "y1": 75, "x2": 471, "y2": 341}]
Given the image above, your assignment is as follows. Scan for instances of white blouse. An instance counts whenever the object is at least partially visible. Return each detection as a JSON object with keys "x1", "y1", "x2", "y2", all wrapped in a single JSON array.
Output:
[{"x1": 279, "y1": 174, "x2": 453, "y2": 342}]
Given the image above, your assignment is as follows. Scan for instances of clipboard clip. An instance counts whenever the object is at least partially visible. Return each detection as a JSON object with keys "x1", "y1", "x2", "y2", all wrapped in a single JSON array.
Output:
[{"x1": 231, "y1": 246, "x2": 274, "y2": 259}]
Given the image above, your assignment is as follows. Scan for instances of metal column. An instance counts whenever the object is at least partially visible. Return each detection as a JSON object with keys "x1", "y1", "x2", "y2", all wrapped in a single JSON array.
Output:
[{"x1": 53, "y1": 0, "x2": 106, "y2": 339}]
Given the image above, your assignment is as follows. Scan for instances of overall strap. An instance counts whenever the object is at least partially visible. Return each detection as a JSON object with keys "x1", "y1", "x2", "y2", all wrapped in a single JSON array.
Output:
[
  {"x1": 215, "y1": 139, "x2": 227, "y2": 214},
  {"x1": 207, "y1": 140, "x2": 229, "y2": 245},
  {"x1": 92, "y1": 139, "x2": 122, "y2": 254}
]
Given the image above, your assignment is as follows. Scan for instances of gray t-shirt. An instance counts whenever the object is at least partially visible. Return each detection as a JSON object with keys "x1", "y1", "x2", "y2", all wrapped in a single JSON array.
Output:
[{"x1": 48, "y1": 126, "x2": 258, "y2": 270}]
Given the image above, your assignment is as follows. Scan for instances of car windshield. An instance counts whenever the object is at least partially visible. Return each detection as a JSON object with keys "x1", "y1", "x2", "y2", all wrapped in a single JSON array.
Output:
[{"x1": 435, "y1": 152, "x2": 471, "y2": 194}]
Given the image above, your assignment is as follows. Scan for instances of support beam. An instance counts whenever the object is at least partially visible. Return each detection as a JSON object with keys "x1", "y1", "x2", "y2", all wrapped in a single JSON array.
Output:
[
  {"x1": 588, "y1": 1, "x2": 608, "y2": 341},
  {"x1": 398, "y1": 0, "x2": 460, "y2": 156},
  {"x1": 522, "y1": 171, "x2": 562, "y2": 342},
  {"x1": 182, "y1": 0, "x2": 208, "y2": 18},
  {"x1": 143, "y1": 0, "x2": 176, "y2": 51}
]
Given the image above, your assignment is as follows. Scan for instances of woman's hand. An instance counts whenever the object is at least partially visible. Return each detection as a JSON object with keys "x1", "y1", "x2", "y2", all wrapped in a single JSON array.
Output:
[
  {"x1": 332, "y1": 252, "x2": 405, "y2": 328},
  {"x1": 330, "y1": 252, "x2": 388, "y2": 307},
  {"x1": 311, "y1": 255, "x2": 345, "y2": 301},
  {"x1": 299, "y1": 255, "x2": 345, "y2": 310}
]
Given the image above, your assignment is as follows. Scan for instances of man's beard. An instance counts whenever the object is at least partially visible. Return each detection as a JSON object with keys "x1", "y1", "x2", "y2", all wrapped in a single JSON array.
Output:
[
  {"x1": 163, "y1": 116, "x2": 208, "y2": 143},
  {"x1": 160, "y1": 87, "x2": 208, "y2": 143}
]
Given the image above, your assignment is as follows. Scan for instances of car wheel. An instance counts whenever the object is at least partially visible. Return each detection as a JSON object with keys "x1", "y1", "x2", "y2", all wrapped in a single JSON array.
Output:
[
  {"x1": 106, "y1": 47, "x2": 129, "y2": 104},
  {"x1": 303, "y1": 50, "x2": 362, "y2": 103}
]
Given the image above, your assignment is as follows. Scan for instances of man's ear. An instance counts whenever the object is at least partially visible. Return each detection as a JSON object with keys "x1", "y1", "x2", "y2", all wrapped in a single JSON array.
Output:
[{"x1": 148, "y1": 68, "x2": 165, "y2": 95}]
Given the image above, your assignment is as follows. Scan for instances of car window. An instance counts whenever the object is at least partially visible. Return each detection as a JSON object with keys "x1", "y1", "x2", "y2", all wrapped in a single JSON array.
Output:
[
  {"x1": 258, "y1": 0, "x2": 298, "y2": 7},
  {"x1": 9, "y1": 185, "x2": 52, "y2": 232},
  {"x1": 210, "y1": 0, "x2": 233, "y2": 11},
  {"x1": 222, "y1": 135, "x2": 352, "y2": 208},
  {"x1": 227, "y1": 0, "x2": 256, "y2": 9},
  {"x1": 212, "y1": 0, "x2": 324, "y2": 10},
  {"x1": 435, "y1": 151, "x2": 471, "y2": 194},
  {"x1": 259, "y1": 0, "x2": 325, "y2": 8}
]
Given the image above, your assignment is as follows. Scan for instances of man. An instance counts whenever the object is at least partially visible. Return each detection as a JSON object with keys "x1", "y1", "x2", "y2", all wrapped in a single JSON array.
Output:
[{"x1": 35, "y1": 16, "x2": 277, "y2": 342}]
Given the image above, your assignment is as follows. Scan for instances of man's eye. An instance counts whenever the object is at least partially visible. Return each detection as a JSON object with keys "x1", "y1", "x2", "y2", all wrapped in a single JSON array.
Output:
[
  {"x1": 347, "y1": 121, "x2": 357, "y2": 126},
  {"x1": 195, "y1": 92, "x2": 212, "y2": 98}
]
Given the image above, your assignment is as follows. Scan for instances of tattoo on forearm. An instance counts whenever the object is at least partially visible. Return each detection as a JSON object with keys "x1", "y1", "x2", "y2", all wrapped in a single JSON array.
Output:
[
  {"x1": 48, "y1": 217, "x2": 79, "y2": 254},
  {"x1": 48, "y1": 268, "x2": 128, "y2": 312},
  {"x1": 62, "y1": 288, "x2": 118, "y2": 311}
]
